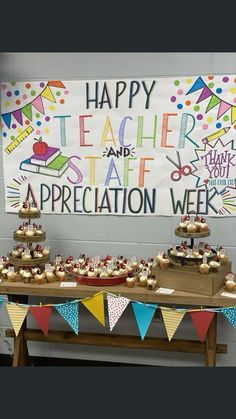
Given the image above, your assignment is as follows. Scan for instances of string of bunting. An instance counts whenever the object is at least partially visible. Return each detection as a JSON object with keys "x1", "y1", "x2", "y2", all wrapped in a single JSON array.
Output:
[{"x1": 1, "y1": 293, "x2": 236, "y2": 342}]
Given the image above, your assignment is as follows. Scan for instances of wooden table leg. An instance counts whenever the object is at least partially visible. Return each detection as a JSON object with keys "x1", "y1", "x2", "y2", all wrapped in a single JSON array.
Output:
[
  {"x1": 12, "y1": 318, "x2": 30, "y2": 367},
  {"x1": 205, "y1": 313, "x2": 217, "y2": 367}
]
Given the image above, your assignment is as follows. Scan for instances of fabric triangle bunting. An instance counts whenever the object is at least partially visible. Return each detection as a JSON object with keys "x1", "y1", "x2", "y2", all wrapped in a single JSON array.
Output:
[
  {"x1": 48, "y1": 80, "x2": 65, "y2": 89},
  {"x1": 190, "y1": 311, "x2": 215, "y2": 342},
  {"x1": 32, "y1": 96, "x2": 45, "y2": 114},
  {"x1": 40, "y1": 85, "x2": 56, "y2": 103},
  {"x1": 2, "y1": 113, "x2": 11, "y2": 129},
  {"x1": 231, "y1": 106, "x2": 236, "y2": 124},
  {"x1": 22, "y1": 103, "x2": 33, "y2": 121},
  {"x1": 12, "y1": 109, "x2": 23, "y2": 125},
  {"x1": 161, "y1": 308, "x2": 185, "y2": 341},
  {"x1": 217, "y1": 101, "x2": 231, "y2": 119},
  {"x1": 196, "y1": 86, "x2": 212, "y2": 103},
  {"x1": 107, "y1": 294, "x2": 130, "y2": 331},
  {"x1": 29, "y1": 306, "x2": 52, "y2": 336},
  {"x1": 6, "y1": 303, "x2": 28, "y2": 337},
  {"x1": 132, "y1": 302, "x2": 157, "y2": 340},
  {"x1": 222, "y1": 307, "x2": 236, "y2": 328},
  {"x1": 81, "y1": 293, "x2": 105, "y2": 326},
  {"x1": 186, "y1": 77, "x2": 206, "y2": 95},
  {"x1": 55, "y1": 301, "x2": 79, "y2": 334},
  {"x1": 206, "y1": 95, "x2": 221, "y2": 113}
]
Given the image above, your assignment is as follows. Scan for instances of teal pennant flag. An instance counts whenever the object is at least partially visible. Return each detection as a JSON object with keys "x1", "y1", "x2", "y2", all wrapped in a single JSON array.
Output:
[
  {"x1": 55, "y1": 301, "x2": 79, "y2": 334},
  {"x1": 222, "y1": 307, "x2": 236, "y2": 328},
  {"x1": 132, "y1": 302, "x2": 157, "y2": 340}
]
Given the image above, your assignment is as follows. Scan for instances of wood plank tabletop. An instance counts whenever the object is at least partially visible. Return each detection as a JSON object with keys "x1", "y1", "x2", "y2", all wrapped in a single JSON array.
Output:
[{"x1": 0, "y1": 278, "x2": 235, "y2": 307}]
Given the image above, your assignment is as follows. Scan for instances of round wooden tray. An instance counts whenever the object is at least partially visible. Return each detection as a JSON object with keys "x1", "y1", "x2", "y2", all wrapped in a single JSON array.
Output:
[
  {"x1": 8, "y1": 253, "x2": 50, "y2": 266},
  {"x1": 175, "y1": 228, "x2": 210, "y2": 239},
  {"x1": 13, "y1": 232, "x2": 46, "y2": 242},
  {"x1": 168, "y1": 246, "x2": 216, "y2": 266},
  {"x1": 18, "y1": 212, "x2": 41, "y2": 219},
  {"x1": 72, "y1": 274, "x2": 128, "y2": 286}
]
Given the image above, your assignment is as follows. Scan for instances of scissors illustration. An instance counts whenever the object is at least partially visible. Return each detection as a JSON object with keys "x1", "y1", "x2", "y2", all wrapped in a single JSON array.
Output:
[{"x1": 166, "y1": 151, "x2": 192, "y2": 181}]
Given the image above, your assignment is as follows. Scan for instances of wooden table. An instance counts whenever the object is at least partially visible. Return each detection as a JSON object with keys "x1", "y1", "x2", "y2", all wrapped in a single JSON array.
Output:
[{"x1": 0, "y1": 280, "x2": 234, "y2": 367}]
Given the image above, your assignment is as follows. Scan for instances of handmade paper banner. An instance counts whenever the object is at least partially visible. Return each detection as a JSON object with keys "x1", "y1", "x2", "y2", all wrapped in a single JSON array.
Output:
[
  {"x1": 190, "y1": 311, "x2": 215, "y2": 342},
  {"x1": 81, "y1": 292, "x2": 105, "y2": 326},
  {"x1": 6, "y1": 303, "x2": 28, "y2": 337},
  {"x1": 2, "y1": 76, "x2": 236, "y2": 216},
  {"x1": 132, "y1": 302, "x2": 157, "y2": 340},
  {"x1": 161, "y1": 308, "x2": 186, "y2": 341},
  {"x1": 55, "y1": 301, "x2": 79, "y2": 334},
  {"x1": 29, "y1": 306, "x2": 52, "y2": 336},
  {"x1": 107, "y1": 294, "x2": 130, "y2": 331}
]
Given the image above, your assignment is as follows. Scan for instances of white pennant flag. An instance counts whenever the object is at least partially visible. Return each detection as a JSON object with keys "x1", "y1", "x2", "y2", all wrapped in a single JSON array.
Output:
[{"x1": 107, "y1": 294, "x2": 130, "y2": 331}]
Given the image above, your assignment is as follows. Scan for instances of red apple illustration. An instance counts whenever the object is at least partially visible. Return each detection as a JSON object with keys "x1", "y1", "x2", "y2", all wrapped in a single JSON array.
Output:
[{"x1": 33, "y1": 137, "x2": 48, "y2": 155}]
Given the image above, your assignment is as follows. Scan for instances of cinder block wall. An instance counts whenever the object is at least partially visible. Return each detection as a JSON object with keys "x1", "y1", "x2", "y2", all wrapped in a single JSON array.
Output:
[{"x1": 0, "y1": 53, "x2": 236, "y2": 366}]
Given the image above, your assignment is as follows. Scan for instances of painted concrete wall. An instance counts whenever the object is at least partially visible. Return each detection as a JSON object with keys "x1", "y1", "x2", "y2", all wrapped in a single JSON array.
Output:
[{"x1": 0, "y1": 53, "x2": 236, "y2": 366}]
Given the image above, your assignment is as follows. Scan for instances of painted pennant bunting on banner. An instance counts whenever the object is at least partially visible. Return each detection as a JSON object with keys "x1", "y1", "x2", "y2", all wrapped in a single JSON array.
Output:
[
  {"x1": 161, "y1": 308, "x2": 185, "y2": 341},
  {"x1": 221, "y1": 307, "x2": 236, "y2": 328},
  {"x1": 29, "y1": 306, "x2": 52, "y2": 336},
  {"x1": 132, "y1": 302, "x2": 157, "y2": 340},
  {"x1": 6, "y1": 304, "x2": 28, "y2": 337},
  {"x1": 190, "y1": 311, "x2": 215, "y2": 342},
  {"x1": 81, "y1": 292, "x2": 105, "y2": 326},
  {"x1": 55, "y1": 301, "x2": 79, "y2": 334},
  {"x1": 107, "y1": 294, "x2": 130, "y2": 331}
]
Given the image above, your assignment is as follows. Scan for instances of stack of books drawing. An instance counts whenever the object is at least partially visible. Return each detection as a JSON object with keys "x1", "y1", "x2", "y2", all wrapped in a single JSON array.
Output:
[{"x1": 20, "y1": 147, "x2": 69, "y2": 178}]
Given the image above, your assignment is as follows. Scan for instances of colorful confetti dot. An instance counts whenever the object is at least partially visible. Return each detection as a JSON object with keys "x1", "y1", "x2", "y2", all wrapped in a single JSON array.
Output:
[
  {"x1": 185, "y1": 100, "x2": 191, "y2": 106},
  {"x1": 36, "y1": 130, "x2": 41, "y2": 135},
  {"x1": 234, "y1": 124, "x2": 236, "y2": 129},
  {"x1": 1, "y1": 84, "x2": 6, "y2": 89},
  {"x1": 197, "y1": 114, "x2": 203, "y2": 120},
  {"x1": 10, "y1": 135, "x2": 15, "y2": 140},
  {"x1": 208, "y1": 82, "x2": 214, "y2": 88},
  {"x1": 194, "y1": 105, "x2": 200, "y2": 111},
  {"x1": 36, "y1": 121, "x2": 41, "y2": 126},
  {"x1": 207, "y1": 116, "x2": 213, "y2": 123},
  {"x1": 202, "y1": 124, "x2": 208, "y2": 130},
  {"x1": 49, "y1": 105, "x2": 55, "y2": 111},
  {"x1": 45, "y1": 116, "x2": 50, "y2": 121},
  {"x1": 12, "y1": 124, "x2": 17, "y2": 129},
  {"x1": 36, "y1": 113, "x2": 40, "y2": 118},
  {"x1": 174, "y1": 80, "x2": 180, "y2": 86},
  {"x1": 14, "y1": 90, "x2": 20, "y2": 96},
  {"x1": 15, "y1": 99, "x2": 21, "y2": 105},
  {"x1": 223, "y1": 115, "x2": 229, "y2": 121},
  {"x1": 25, "y1": 83, "x2": 31, "y2": 89},
  {"x1": 40, "y1": 82, "x2": 45, "y2": 88},
  {"x1": 230, "y1": 87, "x2": 236, "y2": 94},
  {"x1": 177, "y1": 89, "x2": 183, "y2": 95},
  {"x1": 3, "y1": 132, "x2": 7, "y2": 137},
  {"x1": 186, "y1": 78, "x2": 192, "y2": 84},
  {"x1": 216, "y1": 88, "x2": 222, "y2": 94},
  {"x1": 233, "y1": 97, "x2": 236, "y2": 103},
  {"x1": 56, "y1": 91, "x2": 61, "y2": 96},
  {"x1": 60, "y1": 99, "x2": 65, "y2": 104},
  {"x1": 216, "y1": 122, "x2": 222, "y2": 128},
  {"x1": 10, "y1": 81, "x2": 16, "y2": 85},
  {"x1": 31, "y1": 90, "x2": 36, "y2": 96},
  {"x1": 23, "y1": 94, "x2": 27, "y2": 99},
  {"x1": 64, "y1": 90, "x2": 69, "y2": 95},
  {"x1": 170, "y1": 96, "x2": 176, "y2": 102},
  {"x1": 223, "y1": 77, "x2": 229, "y2": 82},
  {"x1": 44, "y1": 128, "x2": 50, "y2": 133},
  {"x1": 7, "y1": 91, "x2": 12, "y2": 97},
  {"x1": 177, "y1": 103, "x2": 183, "y2": 109},
  {"x1": 25, "y1": 120, "x2": 30, "y2": 125},
  {"x1": 208, "y1": 76, "x2": 214, "y2": 80},
  {"x1": 4, "y1": 101, "x2": 10, "y2": 107}
]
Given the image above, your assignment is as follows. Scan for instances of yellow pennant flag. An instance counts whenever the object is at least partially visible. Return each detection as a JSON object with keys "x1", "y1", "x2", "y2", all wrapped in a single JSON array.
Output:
[
  {"x1": 81, "y1": 293, "x2": 105, "y2": 326},
  {"x1": 41, "y1": 85, "x2": 56, "y2": 103},
  {"x1": 6, "y1": 303, "x2": 28, "y2": 337},
  {"x1": 161, "y1": 308, "x2": 185, "y2": 341},
  {"x1": 231, "y1": 106, "x2": 236, "y2": 124}
]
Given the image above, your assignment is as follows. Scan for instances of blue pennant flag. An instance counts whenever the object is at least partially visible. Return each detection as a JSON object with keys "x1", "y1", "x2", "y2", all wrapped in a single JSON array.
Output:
[
  {"x1": 132, "y1": 302, "x2": 157, "y2": 340},
  {"x1": 55, "y1": 301, "x2": 79, "y2": 334},
  {"x1": 222, "y1": 307, "x2": 236, "y2": 328},
  {"x1": 186, "y1": 76, "x2": 205, "y2": 95},
  {"x1": 0, "y1": 297, "x2": 4, "y2": 307},
  {"x1": 2, "y1": 113, "x2": 11, "y2": 129}
]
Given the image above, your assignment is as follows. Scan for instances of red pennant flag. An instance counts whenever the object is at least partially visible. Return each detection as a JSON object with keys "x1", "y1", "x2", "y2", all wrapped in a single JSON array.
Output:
[
  {"x1": 48, "y1": 80, "x2": 65, "y2": 88},
  {"x1": 29, "y1": 306, "x2": 52, "y2": 336},
  {"x1": 190, "y1": 311, "x2": 215, "y2": 342}
]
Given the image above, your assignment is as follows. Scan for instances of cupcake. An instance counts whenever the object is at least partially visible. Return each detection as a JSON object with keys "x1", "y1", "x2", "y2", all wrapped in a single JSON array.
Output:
[
  {"x1": 199, "y1": 262, "x2": 210, "y2": 274},
  {"x1": 209, "y1": 260, "x2": 220, "y2": 273},
  {"x1": 22, "y1": 269, "x2": 33, "y2": 283},
  {"x1": 126, "y1": 275, "x2": 136, "y2": 288},
  {"x1": 35, "y1": 225, "x2": 43, "y2": 235},
  {"x1": 56, "y1": 267, "x2": 66, "y2": 281},
  {"x1": 200, "y1": 217, "x2": 209, "y2": 232},
  {"x1": 7, "y1": 270, "x2": 18, "y2": 282},
  {"x1": 20, "y1": 201, "x2": 29, "y2": 214},
  {"x1": 21, "y1": 252, "x2": 32, "y2": 260},
  {"x1": 87, "y1": 267, "x2": 97, "y2": 277},
  {"x1": 147, "y1": 276, "x2": 157, "y2": 290},
  {"x1": 30, "y1": 202, "x2": 39, "y2": 214},
  {"x1": 45, "y1": 270, "x2": 56, "y2": 283},
  {"x1": 187, "y1": 221, "x2": 197, "y2": 233},
  {"x1": 225, "y1": 273, "x2": 236, "y2": 292},
  {"x1": 16, "y1": 225, "x2": 25, "y2": 236},
  {"x1": 139, "y1": 274, "x2": 148, "y2": 287},
  {"x1": 218, "y1": 248, "x2": 228, "y2": 265},
  {"x1": 194, "y1": 215, "x2": 202, "y2": 232},
  {"x1": 159, "y1": 253, "x2": 170, "y2": 269},
  {"x1": 34, "y1": 269, "x2": 46, "y2": 284},
  {"x1": 25, "y1": 228, "x2": 35, "y2": 237}
]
